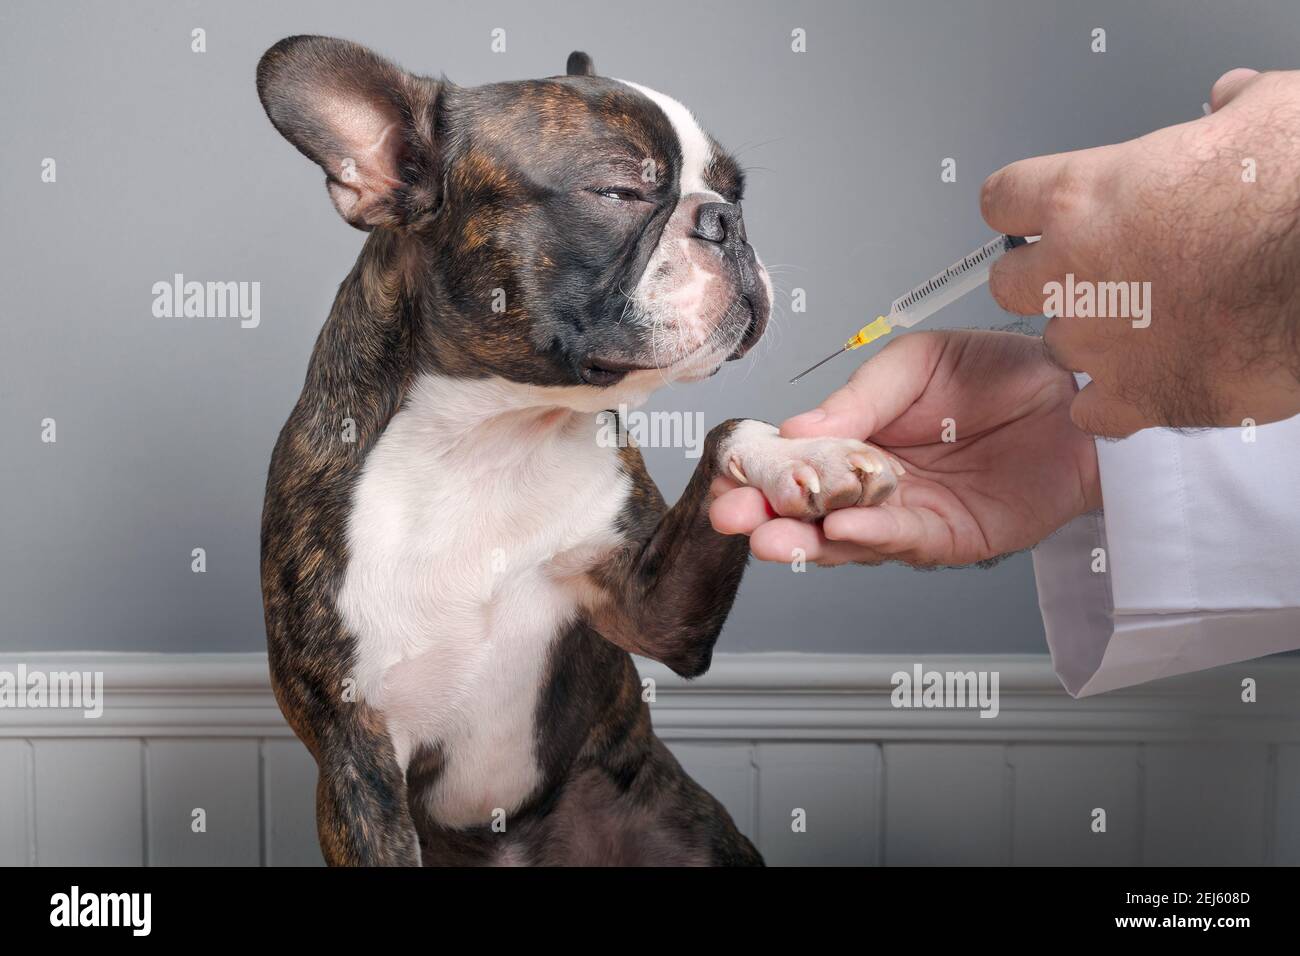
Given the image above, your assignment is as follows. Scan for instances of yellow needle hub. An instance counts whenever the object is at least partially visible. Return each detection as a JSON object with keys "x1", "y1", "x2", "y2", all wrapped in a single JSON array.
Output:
[
  {"x1": 788, "y1": 316, "x2": 893, "y2": 384},
  {"x1": 845, "y1": 316, "x2": 892, "y2": 350}
]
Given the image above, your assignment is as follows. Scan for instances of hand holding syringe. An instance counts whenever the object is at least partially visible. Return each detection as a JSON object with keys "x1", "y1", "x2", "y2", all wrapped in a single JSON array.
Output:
[
  {"x1": 721, "y1": 67, "x2": 1300, "y2": 578},
  {"x1": 789, "y1": 234, "x2": 1032, "y2": 384}
]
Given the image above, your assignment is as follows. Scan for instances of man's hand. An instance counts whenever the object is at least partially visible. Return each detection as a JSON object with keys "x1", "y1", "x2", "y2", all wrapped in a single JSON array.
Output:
[
  {"x1": 709, "y1": 331, "x2": 1100, "y2": 567},
  {"x1": 981, "y1": 68, "x2": 1300, "y2": 437}
]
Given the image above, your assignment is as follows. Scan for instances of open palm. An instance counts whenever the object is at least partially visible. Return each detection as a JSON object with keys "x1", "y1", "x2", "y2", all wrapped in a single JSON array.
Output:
[{"x1": 710, "y1": 331, "x2": 1101, "y2": 567}]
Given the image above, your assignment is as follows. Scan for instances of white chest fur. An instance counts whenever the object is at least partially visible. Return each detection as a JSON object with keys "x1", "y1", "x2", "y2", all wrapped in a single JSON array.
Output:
[{"x1": 335, "y1": 374, "x2": 631, "y2": 828}]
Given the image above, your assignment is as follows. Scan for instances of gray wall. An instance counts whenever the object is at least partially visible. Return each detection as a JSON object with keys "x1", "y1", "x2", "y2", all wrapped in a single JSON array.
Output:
[{"x1": 2, "y1": 0, "x2": 1297, "y2": 653}]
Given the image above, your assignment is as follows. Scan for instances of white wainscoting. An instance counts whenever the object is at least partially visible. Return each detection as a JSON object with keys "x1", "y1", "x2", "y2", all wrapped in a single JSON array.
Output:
[{"x1": 1, "y1": 652, "x2": 1299, "y2": 866}]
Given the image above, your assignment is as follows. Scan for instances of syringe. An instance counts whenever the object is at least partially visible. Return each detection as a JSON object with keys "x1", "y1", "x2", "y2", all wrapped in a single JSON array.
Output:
[{"x1": 788, "y1": 234, "x2": 1031, "y2": 384}]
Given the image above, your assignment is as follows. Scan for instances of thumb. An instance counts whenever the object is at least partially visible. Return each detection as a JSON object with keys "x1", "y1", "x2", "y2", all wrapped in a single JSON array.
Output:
[
  {"x1": 781, "y1": 333, "x2": 943, "y2": 440},
  {"x1": 1210, "y1": 67, "x2": 1260, "y2": 112},
  {"x1": 1069, "y1": 382, "x2": 1149, "y2": 439}
]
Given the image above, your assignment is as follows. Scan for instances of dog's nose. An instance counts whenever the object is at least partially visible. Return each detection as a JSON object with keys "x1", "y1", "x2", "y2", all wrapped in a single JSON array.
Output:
[{"x1": 693, "y1": 202, "x2": 748, "y2": 247}]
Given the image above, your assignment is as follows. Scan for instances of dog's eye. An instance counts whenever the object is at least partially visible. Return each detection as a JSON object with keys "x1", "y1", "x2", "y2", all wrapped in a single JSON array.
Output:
[{"x1": 594, "y1": 187, "x2": 642, "y2": 203}]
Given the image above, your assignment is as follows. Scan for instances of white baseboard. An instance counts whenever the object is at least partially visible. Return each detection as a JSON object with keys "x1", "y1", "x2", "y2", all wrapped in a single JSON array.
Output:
[
  {"x1": 1, "y1": 652, "x2": 1299, "y2": 866},
  {"x1": 1, "y1": 651, "x2": 1298, "y2": 741}
]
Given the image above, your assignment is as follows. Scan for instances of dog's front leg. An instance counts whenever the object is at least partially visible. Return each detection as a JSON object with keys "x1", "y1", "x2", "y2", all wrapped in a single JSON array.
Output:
[
  {"x1": 312, "y1": 715, "x2": 422, "y2": 867},
  {"x1": 589, "y1": 419, "x2": 899, "y2": 677}
]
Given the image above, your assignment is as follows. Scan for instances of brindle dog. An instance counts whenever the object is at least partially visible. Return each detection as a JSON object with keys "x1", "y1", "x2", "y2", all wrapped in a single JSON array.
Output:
[{"x1": 258, "y1": 36, "x2": 897, "y2": 866}]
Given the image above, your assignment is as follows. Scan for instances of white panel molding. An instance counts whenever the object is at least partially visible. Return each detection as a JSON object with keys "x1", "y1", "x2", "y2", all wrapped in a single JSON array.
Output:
[
  {"x1": 0, "y1": 653, "x2": 1297, "y2": 866},
  {"x1": 1, "y1": 652, "x2": 1297, "y2": 742}
]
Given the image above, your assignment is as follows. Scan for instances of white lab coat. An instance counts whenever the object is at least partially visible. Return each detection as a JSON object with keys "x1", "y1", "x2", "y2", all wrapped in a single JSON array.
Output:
[{"x1": 1032, "y1": 404, "x2": 1300, "y2": 697}]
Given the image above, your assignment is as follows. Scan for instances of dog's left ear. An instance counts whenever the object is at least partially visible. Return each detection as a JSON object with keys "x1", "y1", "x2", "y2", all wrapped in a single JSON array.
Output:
[
  {"x1": 566, "y1": 51, "x2": 596, "y2": 76},
  {"x1": 257, "y1": 35, "x2": 443, "y2": 230}
]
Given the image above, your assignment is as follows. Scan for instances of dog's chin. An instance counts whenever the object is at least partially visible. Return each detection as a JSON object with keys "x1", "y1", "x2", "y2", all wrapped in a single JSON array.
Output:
[
  {"x1": 612, "y1": 346, "x2": 729, "y2": 389},
  {"x1": 674, "y1": 360, "x2": 726, "y2": 383},
  {"x1": 646, "y1": 325, "x2": 754, "y2": 383},
  {"x1": 581, "y1": 292, "x2": 770, "y2": 393}
]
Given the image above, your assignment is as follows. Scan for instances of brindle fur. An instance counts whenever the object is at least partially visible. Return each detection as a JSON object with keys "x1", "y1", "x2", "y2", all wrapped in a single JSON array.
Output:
[{"x1": 258, "y1": 36, "x2": 762, "y2": 866}]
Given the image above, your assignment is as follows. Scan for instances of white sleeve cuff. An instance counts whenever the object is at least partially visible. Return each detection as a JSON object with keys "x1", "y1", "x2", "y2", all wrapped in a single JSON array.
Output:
[{"x1": 1032, "y1": 410, "x2": 1300, "y2": 697}]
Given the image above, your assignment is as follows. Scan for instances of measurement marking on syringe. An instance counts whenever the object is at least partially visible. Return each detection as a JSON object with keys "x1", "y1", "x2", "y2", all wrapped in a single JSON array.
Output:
[
  {"x1": 893, "y1": 237, "x2": 1014, "y2": 312},
  {"x1": 790, "y1": 235, "x2": 1033, "y2": 384}
]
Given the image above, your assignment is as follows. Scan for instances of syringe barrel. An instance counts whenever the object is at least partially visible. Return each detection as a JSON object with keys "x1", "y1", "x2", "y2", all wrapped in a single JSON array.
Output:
[{"x1": 886, "y1": 234, "x2": 1029, "y2": 329}]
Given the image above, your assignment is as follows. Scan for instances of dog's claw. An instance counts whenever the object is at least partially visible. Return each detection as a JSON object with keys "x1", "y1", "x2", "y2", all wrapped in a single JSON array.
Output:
[
  {"x1": 792, "y1": 464, "x2": 821, "y2": 496},
  {"x1": 722, "y1": 423, "x2": 899, "y2": 520},
  {"x1": 848, "y1": 452, "x2": 880, "y2": 476}
]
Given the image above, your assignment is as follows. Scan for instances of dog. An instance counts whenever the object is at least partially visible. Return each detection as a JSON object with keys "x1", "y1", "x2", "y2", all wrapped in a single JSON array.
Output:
[{"x1": 257, "y1": 36, "x2": 899, "y2": 866}]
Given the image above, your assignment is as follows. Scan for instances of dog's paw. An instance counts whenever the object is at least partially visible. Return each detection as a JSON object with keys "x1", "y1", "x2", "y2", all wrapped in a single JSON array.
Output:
[{"x1": 720, "y1": 421, "x2": 903, "y2": 519}]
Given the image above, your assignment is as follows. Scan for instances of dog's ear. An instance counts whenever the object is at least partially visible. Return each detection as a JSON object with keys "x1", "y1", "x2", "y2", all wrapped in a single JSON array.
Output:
[
  {"x1": 257, "y1": 36, "x2": 442, "y2": 230},
  {"x1": 566, "y1": 51, "x2": 596, "y2": 76}
]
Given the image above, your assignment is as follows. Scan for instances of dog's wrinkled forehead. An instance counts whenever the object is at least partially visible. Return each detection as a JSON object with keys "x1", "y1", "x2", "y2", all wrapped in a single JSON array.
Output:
[
  {"x1": 614, "y1": 80, "x2": 728, "y2": 196},
  {"x1": 450, "y1": 73, "x2": 745, "y2": 204}
]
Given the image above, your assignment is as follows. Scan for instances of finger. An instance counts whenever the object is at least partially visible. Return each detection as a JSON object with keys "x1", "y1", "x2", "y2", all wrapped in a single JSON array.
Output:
[
  {"x1": 1069, "y1": 381, "x2": 1150, "y2": 438},
  {"x1": 781, "y1": 333, "x2": 945, "y2": 440},
  {"x1": 1040, "y1": 308, "x2": 1119, "y2": 374},
  {"x1": 1040, "y1": 316, "x2": 1086, "y2": 372},
  {"x1": 749, "y1": 518, "x2": 889, "y2": 567},
  {"x1": 987, "y1": 238, "x2": 1060, "y2": 317},
  {"x1": 748, "y1": 518, "x2": 823, "y2": 562},
  {"x1": 822, "y1": 503, "x2": 957, "y2": 564},
  {"x1": 1210, "y1": 68, "x2": 1259, "y2": 111},
  {"x1": 709, "y1": 486, "x2": 775, "y2": 535},
  {"x1": 710, "y1": 475, "x2": 740, "y2": 498},
  {"x1": 980, "y1": 152, "x2": 1075, "y2": 236}
]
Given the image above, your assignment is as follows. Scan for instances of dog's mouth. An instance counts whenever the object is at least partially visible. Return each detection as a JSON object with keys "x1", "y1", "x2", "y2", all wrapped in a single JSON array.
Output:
[
  {"x1": 579, "y1": 293, "x2": 769, "y2": 387},
  {"x1": 579, "y1": 356, "x2": 657, "y2": 387},
  {"x1": 726, "y1": 295, "x2": 764, "y2": 361}
]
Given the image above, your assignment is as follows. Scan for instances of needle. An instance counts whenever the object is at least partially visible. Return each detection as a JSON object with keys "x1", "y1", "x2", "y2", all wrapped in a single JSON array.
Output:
[
  {"x1": 789, "y1": 316, "x2": 893, "y2": 384},
  {"x1": 789, "y1": 347, "x2": 850, "y2": 384}
]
